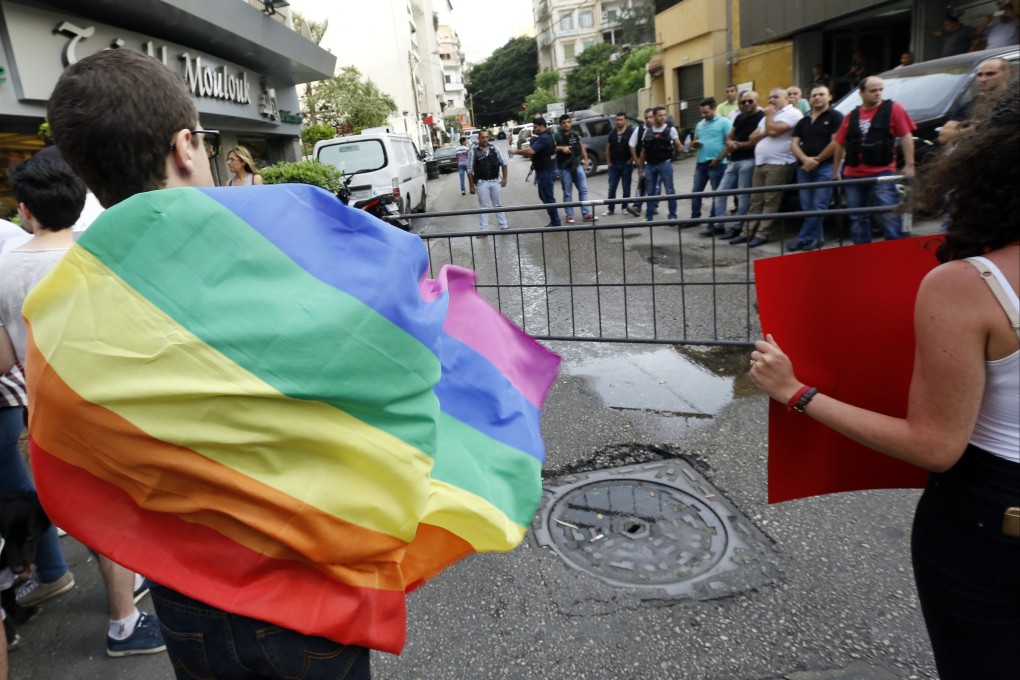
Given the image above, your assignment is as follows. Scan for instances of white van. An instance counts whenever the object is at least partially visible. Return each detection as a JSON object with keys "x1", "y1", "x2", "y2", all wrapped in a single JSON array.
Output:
[{"x1": 314, "y1": 131, "x2": 428, "y2": 214}]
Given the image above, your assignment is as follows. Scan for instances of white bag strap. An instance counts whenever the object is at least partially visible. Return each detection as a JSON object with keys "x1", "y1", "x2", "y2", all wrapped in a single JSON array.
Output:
[{"x1": 967, "y1": 256, "x2": 1020, "y2": 341}]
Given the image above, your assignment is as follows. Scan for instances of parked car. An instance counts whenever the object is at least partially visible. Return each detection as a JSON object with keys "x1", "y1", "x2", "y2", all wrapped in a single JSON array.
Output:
[
  {"x1": 314, "y1": 130, "x2": 428, "y2": 214},
  {"x1": 431, "y1": 146, "x2": 459, "y2": 174},
  {"x1": 511, "y1": 124, "x2": 533, "y2": 150},
  {"x1": 833, "y1": 46, "x2": 1019, "y2": 163}
]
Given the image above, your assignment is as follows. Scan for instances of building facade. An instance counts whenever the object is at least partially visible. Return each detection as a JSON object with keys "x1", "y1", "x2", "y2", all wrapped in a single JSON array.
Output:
[
  {"x1": 739, "y1": 0, "x2": 1015, "y2": 100},
  {"x1": 300, "y1": 0, "x2": 450, "y2": 153},
  {"x1": 437, "y1": 23, "x2": 468, "y2": 129},
  {"x1": 534, "y1": 0, "x2": 640, "y2": 99},
  {"x1": 0, "y1": 0, "x2": 335, "y2": 214}
]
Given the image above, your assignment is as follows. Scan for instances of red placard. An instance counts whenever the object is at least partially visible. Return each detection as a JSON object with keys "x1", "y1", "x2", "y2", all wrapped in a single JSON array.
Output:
[{"x1": 754, "y1": 236, "x2": 944, "y2": 503}]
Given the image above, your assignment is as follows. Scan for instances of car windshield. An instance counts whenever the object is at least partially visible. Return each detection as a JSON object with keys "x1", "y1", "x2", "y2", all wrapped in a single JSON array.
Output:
[
  {"x1": 317, "y1": 139, "x2": 386, "y2": 174},
  {"x1": 434, "y1": 148, "x2": 457, "y2": 158},
  {"x1": 833, "y1": 65, "x2": 973, "y2": 121}
]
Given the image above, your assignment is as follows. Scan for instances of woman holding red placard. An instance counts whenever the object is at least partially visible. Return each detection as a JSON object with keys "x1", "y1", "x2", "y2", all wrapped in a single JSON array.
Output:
[{"x1": 750, "y1": 83, "x2": 1019, "y2": 680}]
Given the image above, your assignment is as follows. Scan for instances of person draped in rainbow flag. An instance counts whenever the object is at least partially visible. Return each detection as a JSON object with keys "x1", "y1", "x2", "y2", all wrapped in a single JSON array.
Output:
[{"x1": 29, "y1": 49, "x2": 559, "y2": 678}]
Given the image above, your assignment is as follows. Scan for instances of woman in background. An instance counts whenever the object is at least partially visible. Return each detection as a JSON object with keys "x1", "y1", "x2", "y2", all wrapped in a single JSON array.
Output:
[{"x1": 225, "y1": 146, "x2": 263, "y2": 187}]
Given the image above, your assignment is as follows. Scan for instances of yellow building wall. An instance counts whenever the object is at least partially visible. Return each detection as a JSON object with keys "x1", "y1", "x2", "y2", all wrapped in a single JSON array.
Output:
[
  {"x1": 732, "y1": 42, "x2": 794, "y2": 97},
  {"x1": 649, "y1": 0, "x2": 794, "y2": 112},
  {"x1": 729, "y1": 0, "x2": 793, "y2": 98}
]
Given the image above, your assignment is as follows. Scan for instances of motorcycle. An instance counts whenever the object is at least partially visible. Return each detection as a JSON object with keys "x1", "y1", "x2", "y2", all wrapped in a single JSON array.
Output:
[{"x1": 336, "y1": 171, "x2": 410, "y2": 231}]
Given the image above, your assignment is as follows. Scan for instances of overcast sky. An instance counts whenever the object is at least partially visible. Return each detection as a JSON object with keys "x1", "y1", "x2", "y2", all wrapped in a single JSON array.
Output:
[{"x1": 289, "y1": 0, "x2": 535, "y2": 65}]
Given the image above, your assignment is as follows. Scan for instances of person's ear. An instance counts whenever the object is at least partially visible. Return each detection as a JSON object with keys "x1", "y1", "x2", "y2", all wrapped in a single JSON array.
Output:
[{"x1": 168, "y1": 128, "x2": 197, "y2": 176}]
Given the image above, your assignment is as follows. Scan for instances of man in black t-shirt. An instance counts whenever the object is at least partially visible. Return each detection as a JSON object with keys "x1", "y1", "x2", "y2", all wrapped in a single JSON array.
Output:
[
  {"x1": 710, "y1": 91, "x2": 765, "y2": 239},
  {"x1": 787, "y1": 84, "x2": 843, "y2": 251}
]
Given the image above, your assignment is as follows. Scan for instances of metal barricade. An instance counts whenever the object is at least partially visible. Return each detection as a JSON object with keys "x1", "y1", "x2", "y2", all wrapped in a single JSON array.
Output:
[{"x1": 403, "y1": 175, "x2": 915, "y2": 347}]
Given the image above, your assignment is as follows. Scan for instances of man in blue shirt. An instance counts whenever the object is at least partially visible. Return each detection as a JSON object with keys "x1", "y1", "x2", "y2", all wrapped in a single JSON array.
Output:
[
  {"x1": 509, "y1": 117, "x2": 561, "y2": 227},
  {"x1": 689, "y1": 98, "x2": 731, "y2": 227}
]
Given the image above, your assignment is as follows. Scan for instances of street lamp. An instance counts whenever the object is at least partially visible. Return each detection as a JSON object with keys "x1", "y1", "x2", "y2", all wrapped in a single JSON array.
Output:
[{"x1": 469, "y1": 88, "x2": 486, "y2": 128}]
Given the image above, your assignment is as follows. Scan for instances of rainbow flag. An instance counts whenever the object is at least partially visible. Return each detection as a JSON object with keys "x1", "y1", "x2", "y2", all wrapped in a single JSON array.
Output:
[{"x1": 24, "y1": 184, "x2": 559, "y2": 654}]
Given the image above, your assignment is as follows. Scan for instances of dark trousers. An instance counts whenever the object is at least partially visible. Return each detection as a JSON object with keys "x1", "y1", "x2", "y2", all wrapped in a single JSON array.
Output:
[
  {"x1": 911, "y1": 445, "x2": 1020, "y2": 680},
  {"x1": 151, "y1": 586, "x2": 371, "y2": 679},
  {"x1": 606, "y1": 162, "x2": 633, "y2": 211},
  {"x1": 535, "y1": 169, "x2": 560, "y2": 226}
]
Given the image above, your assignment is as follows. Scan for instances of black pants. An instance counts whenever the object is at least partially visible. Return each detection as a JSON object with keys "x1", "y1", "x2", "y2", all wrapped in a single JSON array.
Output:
[{"x1": 911, "y1": 444, "x2": 1020, "y2": 679}]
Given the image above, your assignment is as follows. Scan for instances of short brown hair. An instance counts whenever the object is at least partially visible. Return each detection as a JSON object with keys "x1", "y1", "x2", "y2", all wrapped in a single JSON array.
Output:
[{"x1": 47, "y1": 49, "x2": 198, "y2": 208}]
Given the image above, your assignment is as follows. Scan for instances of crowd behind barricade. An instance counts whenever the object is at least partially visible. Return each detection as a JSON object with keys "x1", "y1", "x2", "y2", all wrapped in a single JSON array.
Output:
[{"x1": 508, "y1": 49, "x2": 1014, "y2": 253}]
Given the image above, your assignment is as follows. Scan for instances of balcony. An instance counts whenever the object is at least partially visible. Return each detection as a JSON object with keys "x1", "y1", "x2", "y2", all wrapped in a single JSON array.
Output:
[
  {"x1": 241, "y1": 0, "x2": 291, "y2": 26},
  {"x1": 535, "y1": 2, "x2": 549, "y2": 21}
]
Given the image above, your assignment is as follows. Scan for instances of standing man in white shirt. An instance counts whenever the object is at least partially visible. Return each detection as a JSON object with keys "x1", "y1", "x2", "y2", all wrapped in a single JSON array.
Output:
[{"x1": 730, "y1": 88, "x2": 803, "y2": 248}]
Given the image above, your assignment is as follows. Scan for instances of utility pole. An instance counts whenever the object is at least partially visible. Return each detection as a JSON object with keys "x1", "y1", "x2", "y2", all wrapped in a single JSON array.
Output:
[{"x1": 469, "y1": 88, "x2": 485, "y2": 127}]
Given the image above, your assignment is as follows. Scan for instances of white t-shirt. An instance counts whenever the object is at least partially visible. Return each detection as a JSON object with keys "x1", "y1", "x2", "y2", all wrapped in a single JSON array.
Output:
[
  {"x1": 0, "y1": 219, "x2": 30, "y2": 255},
  {"x1": 754, "y1": 104, "x2": 803, "y2": 165},
  {"x1": 0, "y1": 248, "x2": 69, "y2": 362}
]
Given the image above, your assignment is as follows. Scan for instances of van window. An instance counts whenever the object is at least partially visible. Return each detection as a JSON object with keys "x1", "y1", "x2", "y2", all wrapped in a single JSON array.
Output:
[
  {"x1": 579, "y1": 119, "x2": 612, "y2": 137},
  {"x1": 317, "y1": 140, "x2": 387, "y2": 174}
]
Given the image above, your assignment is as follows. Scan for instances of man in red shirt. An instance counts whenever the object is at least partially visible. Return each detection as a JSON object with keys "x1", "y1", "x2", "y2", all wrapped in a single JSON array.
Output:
[{"x1": 832, "y1": 76, "x2": 916, "y2": 244}]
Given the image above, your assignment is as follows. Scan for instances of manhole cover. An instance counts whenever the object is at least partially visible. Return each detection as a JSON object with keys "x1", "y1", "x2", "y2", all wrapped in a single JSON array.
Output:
[{"x1": 533, "y1": 459, "x2": 776, "y2": 599}]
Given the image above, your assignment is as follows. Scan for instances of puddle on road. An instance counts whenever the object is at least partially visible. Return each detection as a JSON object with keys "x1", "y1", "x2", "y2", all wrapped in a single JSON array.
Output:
[{"x1": 564, "y1": 345, "x2": 754, "y2": 419}]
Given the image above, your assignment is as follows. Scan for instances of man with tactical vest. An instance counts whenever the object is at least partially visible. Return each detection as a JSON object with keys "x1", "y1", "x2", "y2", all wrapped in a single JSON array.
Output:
[
  {"x1": 603, "y1": 112, "x2": 640, "y2": 217},
  {"x1": 509, "y1": 116, "x2": 561, "y2": 227},
  {"x1": 553, "y1": 114, "x2": 594, "y2": 224},
  {"x1": 832, "y1": 76, "x2": 916, "y2": 244},
  {"x1": 467, "y1": 129, "x2": 509, "y2": 232},
  {"x1": 636, "y1": 105, "x2": 684, "y2": 222}
]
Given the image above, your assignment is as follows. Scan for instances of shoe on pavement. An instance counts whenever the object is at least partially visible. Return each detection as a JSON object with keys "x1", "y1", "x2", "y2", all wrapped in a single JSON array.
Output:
[
  {"x1": 729, "y1": 235, "x2": 750, "y2": 245},
  {"x1": 583, "y1": 214, "x2": 596, "y2": 222},
  {"x1": 107, "y1": 612, "x2": 167, "y2": 658},
  {"x1": 718, "y1": 229, "x2": 741, "y2": 240},
  {"x1": 544, "y1": 222, "x2": 562, "y2": 228},
  {"x1": 626, "y1": 206, "x2": 641, "y2": 217},
  {"x1": 699, "y1": 227, "x2": 723, "y2": 237},
  {"x1": 601, "y1": 210, "x2": 614, "y2": 216},
  {"x1": 802, "y1": 240, "x2": 823, "y2": 251},
  {"x1": 643, "y1": 217, "x2": 653, "y2": 222},
  {"x1": 16, "y1": 570, "x2": 75, "y2": 607},
  {"x1": 786, "y1": 240, "x2": 805, "y2": 252},
  {"x1": 565, "y1": 216, "x2": 575, "y2": 224},
  {"x1": 747, "y1": 237, "x2": 769, "y2": 248}
]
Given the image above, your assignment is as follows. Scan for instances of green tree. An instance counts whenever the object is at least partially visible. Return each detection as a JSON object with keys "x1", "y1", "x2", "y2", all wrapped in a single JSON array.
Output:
[
  {"x1": 616, "y1": 0, "x2": 655, "y2": 45},
  {"x1": 602, "y1": 46, "x2": 657, "y2": 101},
  {"x1": 565, "y1": 43, "x2": 621, "y2": 110},
  {"x1": 292, "y1": 12, "x2": 329, "y2": 126},
  {"x1": 305, "y1": 66, "x2": 398, "y2": 133},
  {"x1": 466, "y1": 36, "x2": 538, "y2": 127},
  {"x1": 300, "y1": 123, "x2": 337, "y2": 157},
  {"x1": 523, "y1": 71, "x2": 561, "y2": 118}
]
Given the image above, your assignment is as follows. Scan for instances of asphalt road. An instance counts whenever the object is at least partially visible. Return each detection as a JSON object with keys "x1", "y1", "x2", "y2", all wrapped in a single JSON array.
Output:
[{"x1": 9, "y1": 147, "x2": 941, "y2": 679}]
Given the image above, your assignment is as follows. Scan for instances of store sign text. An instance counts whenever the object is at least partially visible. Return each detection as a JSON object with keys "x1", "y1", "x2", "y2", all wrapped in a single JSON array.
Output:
[{"x1": 56, "y1": 21, "x2": 250, "y2": 104}]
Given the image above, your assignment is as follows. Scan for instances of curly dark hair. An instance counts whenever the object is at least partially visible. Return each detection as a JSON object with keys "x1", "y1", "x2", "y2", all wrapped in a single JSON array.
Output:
[{"x1": 915, "y1": 81, "x2": 1020, "y2": 262}]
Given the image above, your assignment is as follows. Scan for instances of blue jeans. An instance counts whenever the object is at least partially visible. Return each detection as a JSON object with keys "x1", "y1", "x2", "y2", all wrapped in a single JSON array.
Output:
[
  {"x1": 794, "y1": 163, "x2": 835, "y2": 244},
  {"x1": 458, "y1": 164, "x2": 468, "y2": 193},
  {"x1": 842, "y1": 170, "x2": 903, "y2": 243},
  {"x1": 691, "y1": 161, "x2": 726, "y2": 219},
  {"x1": 643, "y1": 160, "x2": 676, "y2": 219},
  {"x1": 606, "y1": 162, "x2": 633, "y2": 212},
  {"x1": 712, "y1": 158, "x2": 755, "y2": 231},
  {"x1": 535, "y1": 169, "x2": 560, "y2": 226},
  {"x1": 0, "y1": 405, "x2": 68, "y2": 583},
  {"x1": 475, "y1": 180, "x2": 508, "y2": 229},
  {"x1": 151, "y1": 586, "x2": 371, "y2": 680},
  {"x1": 559, "y1": 166, "x2": 591, "y2": 218}
]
